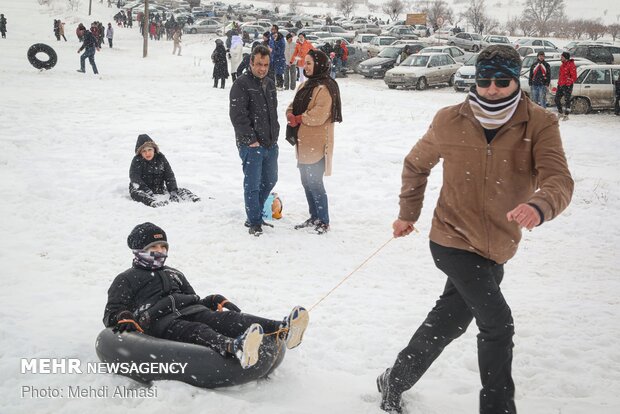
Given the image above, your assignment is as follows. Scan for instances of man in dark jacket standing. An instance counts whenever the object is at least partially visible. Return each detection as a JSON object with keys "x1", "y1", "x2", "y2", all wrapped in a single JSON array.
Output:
[
  {"x1": 0, "y1": 14, "x2": 6, "y2": 38},
  {"x1": 528, "y1": 51, "x2": 551, "y2": 108},
  {"x1": 229, "y1": 45, "x2": 280, "y2": 236},
  {"x1": 77, "y1": 26, "x2": 99, "y2": 74},
  {"x1": 555, "y1": 51, "x2": 577, "y2": 120},
  {"x1": 377, "y1": 45, "x2": 573, "y2": 414}
]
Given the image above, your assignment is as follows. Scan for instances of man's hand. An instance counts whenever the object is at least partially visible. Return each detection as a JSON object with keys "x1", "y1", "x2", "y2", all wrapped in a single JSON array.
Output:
[
  {"x1": 249, "y1": 142, "x2": 260, "y2": 147},
  {"x1": 393, "y1": 219, "x2": 416, "y2": 238},
  {"x1": 506, "y1": 203, "x2": 540, "y2": 230}
]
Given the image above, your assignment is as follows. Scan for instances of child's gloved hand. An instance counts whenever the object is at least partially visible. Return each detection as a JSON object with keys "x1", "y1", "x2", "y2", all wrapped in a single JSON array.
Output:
[
  {"x1": 200, "y1": 294, "x2": 241, "y2": 312},
  {"x1": 113, "y1": 311, "x2": 142, "y2": 333},
  {"x1": 169, "y1": 191, "x2": 180, "y2": 202}
]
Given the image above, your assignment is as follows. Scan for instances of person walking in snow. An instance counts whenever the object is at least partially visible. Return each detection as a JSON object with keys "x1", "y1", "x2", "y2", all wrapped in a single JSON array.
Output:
[
  {"x1": 229, "y1": 33, "x2": 243, "y2": 82},
  {"x1": 528, "y1": 51, "x2": 551, "y2": 108},
  {"x1": 104, "y1": 222, "x2": 309, "y2": 369},
  {"x1": 172, "y1": 28, "x2": 182, "y2": 56},
  {"x1": 269, "y1": 25, "x2": 286, "y2": 90},
  {"x1": 106, "y1": 22, "x2": 114, "y2": 48},
  {"x1": 286, "y1": 50, "x2": 342, "y2": 235},
  {"x1": 76, "y1": 25, "x2": 100, "y2": 74},
  {"x1": 283, "y1": 33, "x2": 296, "y2": 90},
  {"x1": 377, "y1": 45, "x2": 574, "y2": 414},
  {"x1": 229, "y1": 45, "x2": 279, "y2": 237},
  {"x1": 58, "y1": 21, "x2": 67, "y2": 41},
  {"x1": 212, "y1": 39, "x2": 230, "y2": 88},
  {"x1": 129, "y1": 134, "x2": 200, "y2": 208},
  {"x1": 555, "y1": 51, "x2": 577, "y2": 120},
  {"x1": 0, "y1": 14, "x2": 6, "y2": 39}
]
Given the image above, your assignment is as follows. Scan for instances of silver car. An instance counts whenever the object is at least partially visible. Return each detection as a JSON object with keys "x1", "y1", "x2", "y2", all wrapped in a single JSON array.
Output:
[
  {"x1": 420, "y1": 45, "x2": 470, "y2": 63},
  {"x1": 548, "y1": 64, "x2": 620, "y2": 113},
  {"x1": 519, "y1": 58, "x2": 594, "y2": 100},
  {"x1": 453, "y1": 53, "x2": 479, "y2": 91},
  {"x1": 384, "y1": 53, "x2": 462, "y2": 90},
  {"x1": 184, "y1": 18, "x2": 222, "y2": 34},
  {"x1": 367, "y1": 35, "x2": 397, "y2": 57},
  {"x1": 448, "y1": 32, "x2": 483, "y2": 52},
  {"x1": 481, "y1": 35, "x2": 510, "y2": 47}
]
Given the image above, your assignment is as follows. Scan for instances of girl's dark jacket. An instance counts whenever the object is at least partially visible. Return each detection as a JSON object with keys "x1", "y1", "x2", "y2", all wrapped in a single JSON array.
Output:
[
  {"x1": 103, "y1": 264, "x2": 205, "y2": 337},
  {"x1": 212, "y1": 44, "x2": 229, "y2": 79},
  {"x1": 129, "y1": 134, "x2": 178, "y2": 194}
]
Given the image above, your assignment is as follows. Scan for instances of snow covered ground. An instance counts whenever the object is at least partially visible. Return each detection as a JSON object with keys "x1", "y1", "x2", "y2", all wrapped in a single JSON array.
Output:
[{"x1": 1, "y1": 1, "x2": 619, "y2": 413}]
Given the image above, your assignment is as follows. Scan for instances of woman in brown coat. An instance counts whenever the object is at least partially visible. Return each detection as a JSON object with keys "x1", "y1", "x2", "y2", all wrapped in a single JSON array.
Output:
[{"x1": 286, "y1": 49, "x2": 342, "y2": 234}]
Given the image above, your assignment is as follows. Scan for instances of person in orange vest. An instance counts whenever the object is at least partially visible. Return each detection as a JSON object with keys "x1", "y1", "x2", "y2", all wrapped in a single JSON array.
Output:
[{"x1": 290, "y1": 33, "x2": 315, "y2": 83}]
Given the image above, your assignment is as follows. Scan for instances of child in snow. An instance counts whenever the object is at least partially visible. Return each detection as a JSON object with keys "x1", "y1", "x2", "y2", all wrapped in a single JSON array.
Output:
[
  {"x1": 129, "y1": 134, "x2": 200, "y2": 207},
  {"x1": 103, "y1": 222, "x2": 310, "y2": 369}
]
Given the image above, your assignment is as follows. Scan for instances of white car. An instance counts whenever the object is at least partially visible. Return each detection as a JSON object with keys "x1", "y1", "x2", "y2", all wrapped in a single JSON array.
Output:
[
  {"x1": 453, "y1": 53, "x2": 479, "y2": 91},
  {"x1": 353, "y1": 33, "x2": 378, "y2": 54},
  {"x1": 420, "y1": 45, "x2": 470, "y2": 63},
  {"x1": 481, "y1": 35, "x2": 511, "y2": 47},
  {"x1": 518, "y1": 58, "x2": 595, "y2": 100},
  {"x1": 367, "y1": 35, "x2": 397, "y2": 57},
  {"x1": 384, "y1": 53, "x2": 462, "y2": 90}
]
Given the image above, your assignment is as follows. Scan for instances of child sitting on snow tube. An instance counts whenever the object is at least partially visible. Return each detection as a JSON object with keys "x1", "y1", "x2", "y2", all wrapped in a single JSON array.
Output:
[
  {"x1": 129, "y1": 134, "x2": 200, "y2": 208},
  {"x1": 103, "y1": 222, "x2": 309, "y2": 369}
]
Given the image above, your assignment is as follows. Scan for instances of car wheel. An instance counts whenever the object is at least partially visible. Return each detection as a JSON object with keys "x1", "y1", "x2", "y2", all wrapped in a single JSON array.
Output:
[
  {"x1": 417, "y1": 77, "x2": 427, "y2": 90},
  {"x1": 448, "y1": 74, "x2": 455, "y2": 87},
  {"x1": 388, "y1": 84, "x2": 396, "y2": 89},
  {"x1": 453, "y1": 85, "x2": 462, "y2": 92},
  {"x1": 571, "y1": 97, "x2": 591, "y2": 114},
  {"x1": 190, "y1": 28, "x2": 197, "y2": 34},
  {"x1": 472, "y1": 45, "x2": 479, "y2": 52}
]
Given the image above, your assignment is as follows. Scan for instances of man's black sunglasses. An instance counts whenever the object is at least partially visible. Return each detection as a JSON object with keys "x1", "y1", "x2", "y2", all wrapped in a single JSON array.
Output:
[{"x1": 475, "y1": 78, "x2": 512, "y2": 88}]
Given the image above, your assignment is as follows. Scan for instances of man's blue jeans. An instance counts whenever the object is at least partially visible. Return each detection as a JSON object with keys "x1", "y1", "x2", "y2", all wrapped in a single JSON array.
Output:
[
  {"x1": 80, "y1": 47, "x2": 99, "y2": 74},
  {"x1": 531, "y1": 84, "x2": 547, "y2": 108},
  {"x1": 299, "y1": 157, "x2": 329, "y2": 225},
  {"x1": 239, "y1": 144, "x2": 278, "y2": 226}
]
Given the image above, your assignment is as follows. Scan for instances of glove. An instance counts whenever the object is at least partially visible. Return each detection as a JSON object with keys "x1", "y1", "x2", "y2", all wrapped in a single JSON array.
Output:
[
  {"x1": 113, "y1": 311, "x2": 142, "y2": 333},
  {"x1": 150, "y1": 199, "x2": 169, "y2": 208},
  {"x1": 200, "y1": 294, "x2": 241, "y2": 312},
  {"x1": 169, "y1": 191, "x2": 180, "y2": 202},
  {"x1": 144, "y1": 188, "x2": 155, "y2": 197},
  {"x1": 287, "y1": 113, "x2": 302, "y2": 127}
]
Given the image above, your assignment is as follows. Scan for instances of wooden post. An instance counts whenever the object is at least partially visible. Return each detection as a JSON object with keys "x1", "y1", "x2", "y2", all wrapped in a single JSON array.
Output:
[
  {"x1": 143, "y1": 0, "x2": 149, "y2": 57},
  {"x1": 88, "y1": 0, "x2": 92, "y2": 16}
]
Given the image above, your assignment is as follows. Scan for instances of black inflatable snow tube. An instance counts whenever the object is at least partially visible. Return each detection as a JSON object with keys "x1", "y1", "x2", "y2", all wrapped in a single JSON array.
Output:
[
  {"x1": 95, "y1": 328, "x2": 286, "y2": 388},
  {"x1": 27, "y1": 43, "x2": 58, "y2": 70}
]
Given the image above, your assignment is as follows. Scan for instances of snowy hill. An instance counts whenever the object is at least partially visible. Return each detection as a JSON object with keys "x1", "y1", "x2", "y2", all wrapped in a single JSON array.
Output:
[{"x1": 0, "y1": 0, "x2": 619, "y2": 413}]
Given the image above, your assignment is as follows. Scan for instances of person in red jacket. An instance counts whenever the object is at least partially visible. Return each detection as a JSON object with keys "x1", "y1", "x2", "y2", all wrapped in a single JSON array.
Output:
[{"x1": 555, "y1": 51, "x2": 577, "y2": 120}]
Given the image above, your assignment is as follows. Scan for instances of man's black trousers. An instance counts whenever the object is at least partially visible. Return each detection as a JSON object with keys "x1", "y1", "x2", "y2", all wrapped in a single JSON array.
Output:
[
  {"x1": 161, "y1": 310, "x2": 281, "y2": 355},
  {"x1": 388, "y1": 241, "x2": 516, "y2": 414}
]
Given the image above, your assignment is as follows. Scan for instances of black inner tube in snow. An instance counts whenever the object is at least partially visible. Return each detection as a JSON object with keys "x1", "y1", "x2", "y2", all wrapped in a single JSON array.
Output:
[
  {"x1": 27, "y1": 43, "x2": 58, "y2": 70},
  {"x1": 95, "y1": 328, "x2": 286, "y2": 388}
]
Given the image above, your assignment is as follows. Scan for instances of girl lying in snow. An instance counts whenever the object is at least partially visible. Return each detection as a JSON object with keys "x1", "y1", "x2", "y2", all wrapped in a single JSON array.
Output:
[{"x1": 129, "y1": 134, "x2": 200, "y2": 207}]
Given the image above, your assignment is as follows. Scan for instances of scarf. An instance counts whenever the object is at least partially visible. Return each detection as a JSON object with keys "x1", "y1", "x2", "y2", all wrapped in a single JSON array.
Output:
[
  {"x1": 286, "y1": 49, "x2": 342, "y2": 145},
  {"x1": 533, "y1": 62, "x2": 546, "y2": 78},
  {"x1": 468, "y1": 86, "x2": 521, "y2": 130},
  {"x1": 133, "y1": 250, "x2": 167, "y2": 270}
]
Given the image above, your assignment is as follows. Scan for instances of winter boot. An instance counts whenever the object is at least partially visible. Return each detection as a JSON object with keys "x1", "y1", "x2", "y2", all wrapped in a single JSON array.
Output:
[
  {"x1": 221, "y1": 79, "x2": 226, "y2": 89},
  {"x1": 377, "y1": 368, "x2": 403, "y2": 414},
  {"x1": 248, "y1": 224, "x2": 263, "y2": 236},
  {"x1": 245, "y1": 220, "x2": 273, "y2": 228},
  {"x1": 315, "y1": 222, "x2": 330, "y2": 235},
  {"x1": 232, "y1": 323, "x2": 264, "y2": 369},
  {"x1": 150, "y1": 199, "x2": 169, "y2": 208},
  {"x1": 294, "y1": 218, "x2": 317, "y2": 230},
  {"x1": 282, "y1": 306, "x2": 309, "y2": 349},
  {"x1": 213, "y1": 79, "x2": 218, "y2": 88}
]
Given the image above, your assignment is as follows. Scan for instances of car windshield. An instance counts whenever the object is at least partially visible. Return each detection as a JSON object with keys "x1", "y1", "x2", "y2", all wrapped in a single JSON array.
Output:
[
  {"x1": 331, "y1": 27, "x2": 346, "y2": 33},
  {"x1": 378, "y1": 47, "x2": 401, "y2": 58},
  {"x1": 464, "y1": 54, "x2": 478, "y2": 65},
  {"x1": 471, "y1": 34, "x2": 482, "y2": 40},
  {"x1": 491, "y1": 37, "x2": 509, "y2": 43},
  {"x1": 402, "y1": 55, "x2": 429, "y2": 67}
]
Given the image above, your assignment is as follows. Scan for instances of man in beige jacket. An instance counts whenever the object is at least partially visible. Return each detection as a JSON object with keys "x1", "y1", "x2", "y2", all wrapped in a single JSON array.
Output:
[{"x1": 377, "y1": 45, "x2": 574, "y2": 414}]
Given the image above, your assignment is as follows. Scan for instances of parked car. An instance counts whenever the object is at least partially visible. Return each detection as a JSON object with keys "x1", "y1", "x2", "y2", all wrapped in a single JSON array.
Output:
[
  {"x1": 448, "y1": 32, "x2": 483, "y2": 52},
  {"x1": 411, "y1": 24, "x2": 428, "y2": 37},
  {"x1": 382, "y1": 25, "x2": 419, "y2": 40},
  {"x1": 390, "y1": 39, "x2": 429, "y2": 50},
  {"x1": 453, "y1": 53, "x2": 479, "y2": 91},
  {"x1": 366, "y1": 35, "x2": 397, "y2": 57},
  {"x1": 356, "y1": 45, "x2": 405, "y2": 78},
  {"x1": 352, "y1": 23, "x2": 382, "y2": 35},
  {"x1": 481, "y1": 35, "x2": 510, "y2": 47},
  {"x1": 420, "y1": 45, "x2": 470, "y2": 63},
  {"x1": 183, "y1": 18, "x2": 222, "y2": 34},
  {"x1": 518, "y1": 58, "x2": 594, "y2": 99},
  {"x1": 517, "y1": 46, "x2": 558, "y2": 58},
  {"x1": 570, "y1": 45, "x2": 620, "y2": 65},
  {"x1": 384, "y1": 53, "x2": 461, "y2": 90},
  {"x1": 319, "y1": 25, "x2": 356, "y2": 42},
  {"x1": 353, "y1": 33, "x2": 378, "y2": 53},
  {"x1": 565, "y1": 40, "x2": 612, "y2": 51},
  {"x1": 243, "y1": 21, "x2": 272, "y2": 30},
  {"x1": 513, "y1": 38, "x2": 558, "y2": 50},
  {"x1": 547, "y1": 64, "x2": 620, "y2": 113}
]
